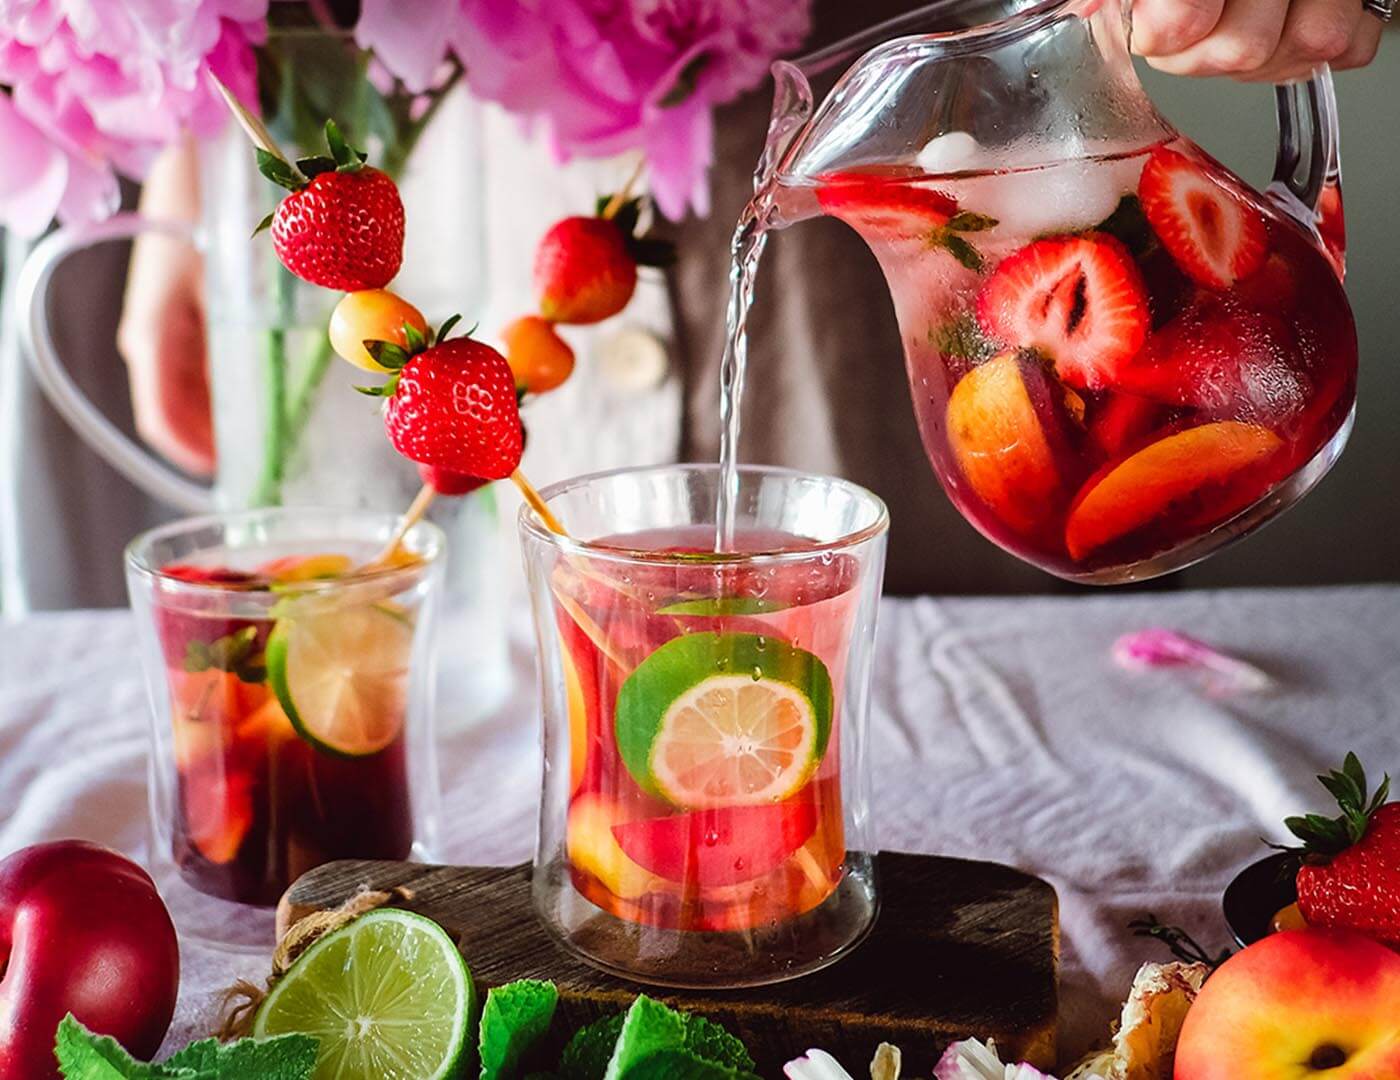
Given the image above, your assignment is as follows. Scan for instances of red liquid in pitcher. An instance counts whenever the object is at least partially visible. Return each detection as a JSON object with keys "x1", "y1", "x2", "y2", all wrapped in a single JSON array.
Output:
[
  {"x1": 816, "y1": 139, "x2": 1356, "y2": 580},
  {"x1": 552, "y1": 526, "x2": 858, "y2": 932},
  {"x1": 156, "y1": 560, "x2": 414, "y2": 906}
]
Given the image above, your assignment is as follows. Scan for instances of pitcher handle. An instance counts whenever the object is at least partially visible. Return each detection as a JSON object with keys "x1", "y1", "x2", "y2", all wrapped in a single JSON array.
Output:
[
  {"x1": 15, "y1": 213, "x2": 215, "y2": 513},
  {"x1": 1270, "y1": 69, "x2": 1345, "y2": 274}
]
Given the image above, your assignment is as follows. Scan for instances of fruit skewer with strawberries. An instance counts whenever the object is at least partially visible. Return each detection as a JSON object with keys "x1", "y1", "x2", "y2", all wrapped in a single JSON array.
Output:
[{"x1": 220, "y1": 71, "x2": 667, "y2": 542}]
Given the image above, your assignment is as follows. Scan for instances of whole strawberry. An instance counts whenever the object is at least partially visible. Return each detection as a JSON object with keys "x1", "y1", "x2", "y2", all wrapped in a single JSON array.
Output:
[
  {"x1": 362, "y1": 316, "x2": 524, "y2": 481},
  {"x1": 257, "y1": 121, "x2": 404, "y2": 292},
  {"x1": 535, "y1": 216, "x2": 637, "y2": 324},
  {"x1": 1287, "y1": 753, "x2": 1400, "y2": 949},
  {"x1": 533, "y1": 195, "x2": 673, "y2": 325}
]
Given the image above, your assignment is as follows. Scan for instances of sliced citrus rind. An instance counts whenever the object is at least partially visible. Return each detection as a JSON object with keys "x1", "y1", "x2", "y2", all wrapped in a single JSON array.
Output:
[
  {"x1": 266, "y1": 604, "x2": 412, "y2": 758},
  {"x1": 615, "y1": 632, "x2": 832, "y2": 810},
  {"x1": 252, "y1": 908, "x2": 473, "y2": 1080}
]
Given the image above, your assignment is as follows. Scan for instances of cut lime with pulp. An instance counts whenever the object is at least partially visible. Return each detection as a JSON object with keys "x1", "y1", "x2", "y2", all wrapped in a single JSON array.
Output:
[
  {"x1": 616, "y1": 632, "x2": 832, "y2": 809},
  {"x1": 266, "y1": 604, "x2": 412, "y2": 757},
  {"x1": 252, "y1": 908, "x2": 473, "y2": 1080}
]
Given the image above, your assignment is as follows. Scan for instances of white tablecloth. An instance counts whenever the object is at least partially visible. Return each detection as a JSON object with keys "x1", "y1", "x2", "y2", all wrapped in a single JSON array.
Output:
[{"x1": 3, "y1": 586, "x2": 1398, "y2": 1065}]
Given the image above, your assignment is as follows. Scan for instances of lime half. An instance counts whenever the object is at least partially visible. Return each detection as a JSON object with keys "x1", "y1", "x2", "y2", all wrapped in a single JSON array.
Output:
[
  {"x1": 253, "y1": 908, "x2": 474, "y2": 1080},
  {"x1": 266, "y1": 604, "x2": 412, "y2": 757},
  {"x1": 616, "y1": 632, "x2": 832, "y2": 809}
]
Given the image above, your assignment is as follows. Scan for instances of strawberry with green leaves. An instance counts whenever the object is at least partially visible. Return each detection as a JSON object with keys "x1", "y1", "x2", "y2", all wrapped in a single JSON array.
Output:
[
  {"x1": 1285, "y1": 752, "x2": 1400, "y2": 950},
  {"x1": 360, "y1": 317, "x2": 524, "y2": 482},
  {"x1": 256, "y1": 120, "x2": 405, "y2": 292}
]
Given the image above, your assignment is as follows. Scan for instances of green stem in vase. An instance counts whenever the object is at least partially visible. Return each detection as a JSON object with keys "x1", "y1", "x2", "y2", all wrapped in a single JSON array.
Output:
[
  {"x1": 284, "y1": 336, "x2": 335, "y2": 455},
  {"x1": 252, "y1": 264, "x2": 295, "y2": 507}
]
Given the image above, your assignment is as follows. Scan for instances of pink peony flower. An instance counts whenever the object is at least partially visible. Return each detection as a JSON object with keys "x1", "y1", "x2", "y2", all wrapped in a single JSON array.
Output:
[
  {"x1": 355, "y1": 0, "x2": 462, "y2": 95},
  {"x1": 453, "y1": 0, "x2": 813, "y2": 220},
  {"x1": 0, "y1": 0, "x2": 266, "y2": 235}
]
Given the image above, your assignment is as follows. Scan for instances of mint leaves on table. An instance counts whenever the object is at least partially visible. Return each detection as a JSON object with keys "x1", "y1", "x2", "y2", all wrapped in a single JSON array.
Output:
[
  {"x1": 478, "y1": 987, "x2": 756, "y2": 1080},
  {"x1": 55, "y1": 1015, "x2": 317, "y2": 1080},
  {"x1": 480, "y1": 979, "x2": 560, "y2": 1080}
]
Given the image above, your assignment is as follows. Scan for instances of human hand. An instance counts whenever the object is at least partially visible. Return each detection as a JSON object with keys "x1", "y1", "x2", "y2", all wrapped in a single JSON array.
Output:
[
  {"x1": 116, "y1": 140, "x2": 215, "y2": 478},
  {"x1": 1133, "y1": 0, "x2": 1386, "y2": 82}
]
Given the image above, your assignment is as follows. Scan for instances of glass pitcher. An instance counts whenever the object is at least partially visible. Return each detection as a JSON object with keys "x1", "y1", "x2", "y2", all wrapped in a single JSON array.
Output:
[{"x1": 745, "y1": 0, "x2": 1357, "y2": 584}]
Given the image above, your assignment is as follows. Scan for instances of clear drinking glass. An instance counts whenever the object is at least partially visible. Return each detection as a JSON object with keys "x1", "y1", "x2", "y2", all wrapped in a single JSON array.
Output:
[
  {"x1": 126, "y1": 509, "x2": 444, "y2": 950},
  {"x1": 521, "y1": 465, "x2": 888, "y2": 987}
]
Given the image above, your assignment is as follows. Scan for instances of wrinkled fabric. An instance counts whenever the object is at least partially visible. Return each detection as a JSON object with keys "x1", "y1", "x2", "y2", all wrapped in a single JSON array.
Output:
[{"x1": 2, "y1": 586, "x2": 1397, "y2": 1058}]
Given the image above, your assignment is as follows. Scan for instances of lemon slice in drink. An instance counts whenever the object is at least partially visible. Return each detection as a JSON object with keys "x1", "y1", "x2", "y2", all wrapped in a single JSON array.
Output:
[
  {"x1": 616, "y1": 632, "x2": 832, "y2": 809},
  {"x1": 252, "y1": 908, "x2": 473, "y2": 1080},
  {"x1": 266, "y1": 604, "x2": 412, "y2": 757}
]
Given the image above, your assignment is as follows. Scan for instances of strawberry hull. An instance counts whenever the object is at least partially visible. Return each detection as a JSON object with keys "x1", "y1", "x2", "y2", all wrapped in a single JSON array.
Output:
[{"x1": 822, "y1": 137, "x2": 1357, "y2": 582}]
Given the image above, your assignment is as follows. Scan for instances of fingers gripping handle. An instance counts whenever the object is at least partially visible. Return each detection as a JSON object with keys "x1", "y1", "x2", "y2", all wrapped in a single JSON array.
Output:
[{"x1": 16, "y1": 214, "x2": 214, "y2": 513}]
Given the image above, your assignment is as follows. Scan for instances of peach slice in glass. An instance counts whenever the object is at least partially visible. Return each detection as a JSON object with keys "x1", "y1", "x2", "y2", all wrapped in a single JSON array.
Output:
[
  {"x1": 1066, "y1": 420, "x2": 1283, "y2": 560},
  {"x1": 947, "y1": 351, "x2": 1081, "y2": 538}
]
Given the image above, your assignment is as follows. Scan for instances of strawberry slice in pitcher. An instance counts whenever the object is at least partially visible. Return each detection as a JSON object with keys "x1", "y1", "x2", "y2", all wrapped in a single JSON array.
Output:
[
  {"x1": 976, "y1": 233, "x2": 1149, "y2": 391},
  {"x1": 817, "y1": 174, "x2": 958, "y2": 237},
  {"x1": 1138, "y1": 146, "x2": 1267, "y2": 289},
  {"x1": 612, "y1": 797, "x2": 818, "y2": 888},
  {"x1": 1115, "y1": 296, "x2": 1311, "y2": 430}
]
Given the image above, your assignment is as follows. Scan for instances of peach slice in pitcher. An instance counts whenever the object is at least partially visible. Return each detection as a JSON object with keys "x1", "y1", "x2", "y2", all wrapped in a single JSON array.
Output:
[
  {"x1": 947, "y1": 351, "x2": 1083, "y2": 539},
  {"x1": 1066, "y1": 421, "x2": 1283, "y2": 560}
]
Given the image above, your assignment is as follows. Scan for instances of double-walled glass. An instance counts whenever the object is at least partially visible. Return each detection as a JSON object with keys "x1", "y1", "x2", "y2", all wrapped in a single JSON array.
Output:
[
  {"x1": 522, "y1": 465, "x2": 888, "y2": 987},
  {"x1": 126, "y1": 509, "x2": 444, "y2": 949}
]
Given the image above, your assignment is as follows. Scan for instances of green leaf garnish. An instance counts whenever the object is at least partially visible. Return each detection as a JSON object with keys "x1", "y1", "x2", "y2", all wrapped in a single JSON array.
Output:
[
  {"x1": 183, "y1": 626, "x2": 265, "y2": 684},
  {"x1": 479, "y1": 980, "x2": 560, "y2": 1080},
  {"x1": 255, "y1": 149, "x2": 303, "y2": 193},
  {"x1": 435, "y1": 313, "x2": 464, "y2": 345},
  {"x1": 364, "y1": 340, "x2": 411, "y2": 371},
  {"x1": 945, "y1": 211, "x2": 998, "y2": 232},
  {"x1": 928, "y1": 312, "x2": 997, "y2": 364},
  {"x1": 559, "y1": 1015, "x2": 626, "y2": 1080},
  {"x1": 604, "y1": 997, "x2": 755, "y2": 1080},
  {"x1": 1285, "y1": 751, "x2": 1392, "y2": 858},
  {"x1": 1093, "y1": 194, "x2": 1158, "y2": 257},
  {"x1": 324, "y1": 119, "x2": 366, "y2": 172},
  {"x1": 55, "y1": 1015, "x2": 318, "y2": 1079},
  {"x1": 937, "y1": 232, "x2": 985, "y2": 272}
]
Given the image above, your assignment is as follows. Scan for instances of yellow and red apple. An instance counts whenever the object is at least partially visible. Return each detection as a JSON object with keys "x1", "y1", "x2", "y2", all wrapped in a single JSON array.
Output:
[{"x1": 1174, "y1": 928, "x2": 1400, "y2": 1079}]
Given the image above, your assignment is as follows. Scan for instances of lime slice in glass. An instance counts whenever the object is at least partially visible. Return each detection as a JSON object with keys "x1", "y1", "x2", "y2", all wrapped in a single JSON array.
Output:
[
  {"x1": 616, "y1": 632, "x2": 832, "y2": 809},
  {"x1": 266, "y1": 604, "x2": 412, "y2": 757},
  {"x1": 657, "y1": 597, "x2": 787, "y2": 616},
  {"x1": 252, "y1": 909, "x2": 474, "y2": 1080}
]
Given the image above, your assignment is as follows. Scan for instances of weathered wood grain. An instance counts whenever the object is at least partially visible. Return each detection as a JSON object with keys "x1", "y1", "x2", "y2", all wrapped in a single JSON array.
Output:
[{"x1": 282, "y1": 851, "x2": 1058, "y2": 1075}]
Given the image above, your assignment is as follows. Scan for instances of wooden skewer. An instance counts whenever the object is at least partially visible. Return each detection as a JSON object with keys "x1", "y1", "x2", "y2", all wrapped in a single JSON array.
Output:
[
  {"x1": 600, "y1": 156, "x2": 647, "y2": 221},
  {"x1": 366, "y1": 482, "x2": 437, "y2": 570},
  {"x1": 512, "y1": 469, "x2": 567, "y2": 535},
  {"x1": 209, "y1": 73, "x2": 300, "y2": 172}
]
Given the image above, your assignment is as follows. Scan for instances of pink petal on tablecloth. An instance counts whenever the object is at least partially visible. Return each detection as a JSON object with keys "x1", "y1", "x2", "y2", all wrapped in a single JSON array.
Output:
[{"x1": 1112, "y1": 627, "x2": 1273, "y2": 695}]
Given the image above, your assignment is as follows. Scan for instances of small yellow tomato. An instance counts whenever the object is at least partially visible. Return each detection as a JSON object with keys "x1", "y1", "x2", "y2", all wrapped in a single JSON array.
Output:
[
  {"x1": 328, "y1": 289, "x2": 428, "y2": 372},
  {"x1": 502, "y1": 314, "x2": 575, "y2": 394}
]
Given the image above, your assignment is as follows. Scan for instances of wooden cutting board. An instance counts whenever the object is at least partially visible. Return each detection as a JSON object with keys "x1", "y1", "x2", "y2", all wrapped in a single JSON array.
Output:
[{"x1": 281, "y1": 851, "x2": 1058, "y2": 1075}]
